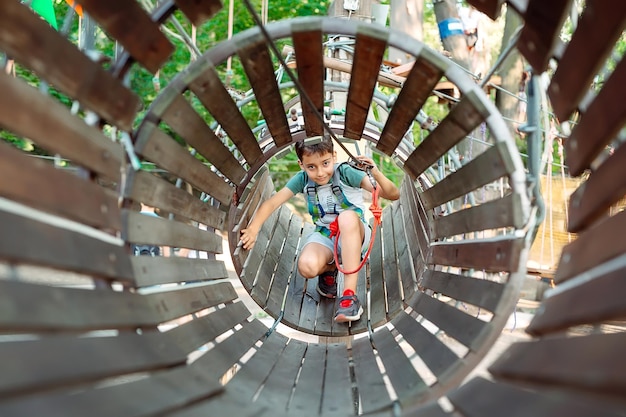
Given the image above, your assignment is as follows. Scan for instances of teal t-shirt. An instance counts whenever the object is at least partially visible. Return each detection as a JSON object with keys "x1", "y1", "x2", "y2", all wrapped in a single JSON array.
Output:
[{"x1": 285, "y1": 163, "x2": 366, "y2": 195}]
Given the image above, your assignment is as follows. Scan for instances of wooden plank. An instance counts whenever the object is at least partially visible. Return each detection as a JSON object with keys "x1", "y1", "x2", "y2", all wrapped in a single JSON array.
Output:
[
  {"x1": 0, "y1": 1, "x2": 139, "y2": 130},
  {"x1": 420, "y1": 269, "x2": 505, "y2": 313},
  {"x1": 135, "y1": 122, "x2": 234, "y2": 206},
  {"x1": 0, "y1": 280, "x2": 236, "y2": 331},
  {"x1": 409, "y1": 293, "x2": 488, "y2": 350},
  {"x1": 0, "y1": 141, "x2": 121, "y2": 231},
  {"x1": 0, "y1": 330, "x2": 188, "y2": 398},
  {"x1": 429, "y1": 236, "x2": 525, "y2": 272},
  {"x1": 402, "y1": 178, "x2": 429, "y2": 266},
  {"x1": 237, "y1": 38, "x2": 292, "y2": 148},
  {"x1": 131, "y1": 256, "x2": 228, "y2": 287},
  {"x1": 75, "y1": 0, "x2": 174, "y2": 73},
  {"x1": 382, "y1": 206, "x2": 403, "y2": 315},
  {"x1": 239, "y1": 205, "x2": 280, "y2": 292},
  {"x1": 377, "y1": 56, "x2": 443, "y2": 155},
  {"x1": 433, "y1": 193, "x2": 524, "y2": 239},
  {"x1": 190, "y1": 319, "x2": 269, "y2": 380},
  {"x1": 372, "y1": 327, "x2": 427, "y2": 402},
  {"x1": 565, "y1": 55, "x2": 626, "y2": 176},
  {"x1": 466, "y1": 0, "x2": 506, "y2": 20},
  {"x1": 122, "y1": 210, "x2": 223, "y2": 253},
  {"x1": 393, "y1": 310, "x2": 460, "y2": 379},
  {"x1": 421, "y1": 143, "x2": 515, "y2": 210},
  {"x1": 251, "y1": 206, "x2": 291, "y2": 307},
  {"x1": 351, "y1": 337, "x2": 392, "y2": 414},
  {"x1": 368, "y1": 218, "x2": 387, "y2": 327},
  {"x1": 0, "y1": 360, "x2": 224, "y2": 417},
  {"x1": 313, "y1": 285, "x2": 339, "y2": 337},
  {"x1": 282, "y1": 223, "x2": 313, "y2": 330},
  {"x1": 403, "y1": 91, "x2": 490, "y2": 180},
  {"x1": 348, "y1": 265, "x2": 369, "y2": 335},
  {"x1": 489, "y1": 333, "x2": 626, "y2": 398},
  {"x1": 225, "y1": 331, "x2": 289, "y2": 402},
  {"x1": 548, "y1": 1, "x2": 626, "y2": 121},
  {"x1": 289, "y1": 344, "x2": 326, "y2": 413},
  {"x1": 174, "y1": 0, "x2": 222, "y2": 26},
  {"x1": 344, "y1": 30, "x2": 388, "y2": 140},
  {"x1": 0, "y1": 208, "x2": 133, "y2": 283},
  {"x1": 392, "y1": 202, "x2": 417, "y2": 302},
  {"x1": 188, "y1": 66, "x2": 264, "y2": 165},
  {"x1": 449, "y1": 377, "x2": 625, "y2": 417},
  {"x1": 517, "y1": 0, "x2": 572, "y2": 73},
  {"x1": 292, "y1": 27, "x2": 325, "y2": 137},
  {"x1": 160, "y1": 95, "x2": 247, "y2": 184},
  {"x1": 527, "y1": 263, "x2": 626, "y2": 336},
  {"x1": 568, "y1": 141, "x2": 626, "y2": 233},
  {"x1": 0, "y1": 72, "x2": 124, "y2": 181},
  {"x1": 257, "y1": 339, "x2": 307, "y2": 408},
  {"x1": 554, "y1": 209, "x2": 626, "y2": 284},
  {"x1": 321, "y1": 343, "x2": 354, "y2": 415},
  {"x1": 266, "y1": 215, "x2": 302, "y2": 315},
  {"x1": 124, "y1": 169, "x2": 227, "y2": 231}
]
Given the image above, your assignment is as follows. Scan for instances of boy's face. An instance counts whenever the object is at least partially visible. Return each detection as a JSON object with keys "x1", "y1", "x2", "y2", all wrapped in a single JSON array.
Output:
[{"x1": 299, "y1": 151, "x2": 336, "y2": 185}]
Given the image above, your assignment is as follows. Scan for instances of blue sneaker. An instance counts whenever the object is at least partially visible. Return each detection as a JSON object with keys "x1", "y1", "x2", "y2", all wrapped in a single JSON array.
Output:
[
  {"x1": 317, "y1": 269, "x2": 338, "y2": 298},
  {"x1": 334, "y1": 294, "x2": 363, "y2": 322}
]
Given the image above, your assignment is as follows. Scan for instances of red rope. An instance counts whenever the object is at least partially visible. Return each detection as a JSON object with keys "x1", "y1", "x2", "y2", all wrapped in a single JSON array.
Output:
[{"x1": 330, "y1": 185, "x2": 382, "y2": 275}]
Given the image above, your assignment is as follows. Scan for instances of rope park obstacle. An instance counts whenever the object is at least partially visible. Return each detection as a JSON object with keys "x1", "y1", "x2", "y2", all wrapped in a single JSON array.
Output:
[{"x1": 0, "y1": 0, "x2": 625, "y2": 416}]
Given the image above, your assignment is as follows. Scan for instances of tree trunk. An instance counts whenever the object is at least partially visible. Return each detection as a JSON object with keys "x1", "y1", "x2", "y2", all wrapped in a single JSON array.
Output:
[
  {"x1": 388, "y1": 0, "x2": 423, "y2": 64},
  {"x1": 433, "y1": 0, "x2": 470, "y2": 70},
  {"x1": 496, "y1": 6, "x2": 525, "y2": 139}
]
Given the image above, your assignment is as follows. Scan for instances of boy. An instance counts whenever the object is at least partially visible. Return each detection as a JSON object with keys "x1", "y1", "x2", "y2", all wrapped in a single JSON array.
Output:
[{"x1": 240, "y1": 138, "x2": 399, "y2": 322}]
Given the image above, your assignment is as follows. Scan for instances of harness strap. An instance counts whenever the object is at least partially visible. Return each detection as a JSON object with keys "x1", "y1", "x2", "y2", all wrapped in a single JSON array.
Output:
[{"x1": 330, "y1": 184, "x2": 382, "y2": 275}]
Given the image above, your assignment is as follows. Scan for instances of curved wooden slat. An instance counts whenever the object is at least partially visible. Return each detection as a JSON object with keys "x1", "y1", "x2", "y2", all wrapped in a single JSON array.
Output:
[
  {"x1": 421, "y1": 143, "x2": 516, "y2": 211},
  {"x1": 0, "y1": 2, "x2": 140, "y2": 130},
  {"x1": 420, "y1": 269, "x2": 505, "y2": 313},
  {"x1": 526, "y1": 264, "x2": 626, "y2": 336},
  {"x1": 429, "y1": 236, "x2": 525, "y2": 272},
  {"x1": 131, "y1": 256, "x2": 228, "y2": 287},
  {"x1": 0, "y1": 141, "x2": 121, "y2": 231},
  {"x1": 0, "y1": 72, "x2": 124, "y2": 181},
  {"x1": 489, "y1": 333, "x2": 626, "y2": 398},
  {"x1": 188, "y1": 66, "x2": 264, "y2": 165},
  {"x1": 564, "y1": 56, "x2": 626, "y2": 176},
  {"x1": 135, "y1": 122, "x2": 234, "y2": 206},
  {"x1": 122, "y1": 210, "x2": 223, "y2": 253},
  {"x1": 0, "y1": 280, "x2": 236, "y2": 331},
  {"x1": 548, "y1": 0, "x2": 626, "y2": 121},
  {"x1": 344, "y1": 30, "x2": 388, "y2": 140},
  {"x1": 377, "y1": 55, "x2": 443, "y2": 156},
  {"x1": 161, "y1": 95, "x2": 247, "y2": 184},
  {"x1": 554, "y1": 209, "x2": 626, "y2": 284},
  {"x1": 567, "y1": 143, "x2": 626, "y2": 233},
  {"x1": 0, "y1": 208, "x2": 133, "y2": 283},
  {"x1": 293, "y1": 27, "x2": 325, "y2": 137},
  {"x1": 237, "y1": 37, "x2": 292, "y2": 148},
  {"x1": 174, "y1": 0, "x2": 223, "y2": 26},
  {"x1": 123, "y1": 169, "x2": 227, "y2": 231},
  {"x1": 433, "y1": 193, "x2": 524, "y2": 239},
  {"x1": 403, "y1": 91, "x2": 490, "y2": 180},
  {"x1": 517, "y1": 0, "x2": 571, "y2": 73},
  {"x1": 76, "y1": 0, "x2": 174, "y2": 73}
]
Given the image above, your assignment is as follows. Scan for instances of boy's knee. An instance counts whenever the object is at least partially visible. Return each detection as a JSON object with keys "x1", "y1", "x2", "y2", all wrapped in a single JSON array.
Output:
[
  {"x1": 337, "y1": 210, "x2": 361, "y2": 229},
  {"x1": 297, "y1": 256, "x2": 319, "y2": 279}
]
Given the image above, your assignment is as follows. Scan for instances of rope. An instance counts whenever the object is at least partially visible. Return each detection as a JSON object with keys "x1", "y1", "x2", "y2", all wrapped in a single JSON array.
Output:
[{"x1": 329, "y1": 184, "x2": 382, "y2": 275}]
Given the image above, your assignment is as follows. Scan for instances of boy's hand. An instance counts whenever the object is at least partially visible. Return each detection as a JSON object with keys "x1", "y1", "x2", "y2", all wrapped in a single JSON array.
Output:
[{"x1": 240, "y1": 227, "x2": 258, "y2": 250}]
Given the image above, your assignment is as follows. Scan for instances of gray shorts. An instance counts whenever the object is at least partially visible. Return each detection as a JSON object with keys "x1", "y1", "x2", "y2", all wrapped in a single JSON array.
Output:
[{"x1": 302, "y1": 222, "x2": 372, "y2": 261}]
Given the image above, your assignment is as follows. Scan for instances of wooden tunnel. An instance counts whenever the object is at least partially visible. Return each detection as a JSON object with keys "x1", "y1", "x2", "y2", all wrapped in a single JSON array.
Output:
[{"x1": 0, "y1": 0, "x2": 625, "y2": 416}]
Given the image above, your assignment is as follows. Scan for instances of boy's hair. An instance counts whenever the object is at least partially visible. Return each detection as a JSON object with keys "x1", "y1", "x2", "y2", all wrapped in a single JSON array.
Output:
[{"x1": 295, "y1": 137, "x2": 334, "y2": 161}]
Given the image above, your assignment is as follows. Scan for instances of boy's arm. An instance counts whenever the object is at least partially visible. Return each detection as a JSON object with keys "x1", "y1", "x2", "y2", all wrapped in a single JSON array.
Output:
[
  {"x1": 354, "y1": 156, "x2": 400, "y2": 201},
  {"x1": 240, "y1": 187, "x2": 294, "y2": 250}
]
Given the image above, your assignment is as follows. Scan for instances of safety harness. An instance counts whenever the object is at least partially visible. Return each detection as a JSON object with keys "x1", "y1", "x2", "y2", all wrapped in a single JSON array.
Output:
[{"x1": 306, "y1": 163, "x2": 382, "y2": 275}]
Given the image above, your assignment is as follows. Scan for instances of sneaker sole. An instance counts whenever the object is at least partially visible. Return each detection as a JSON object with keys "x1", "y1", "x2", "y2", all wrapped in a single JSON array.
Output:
[
  {"x1": 317, "y1": 286, "x2": 336, "y2": 299},
  {"x1": 334, "y1": 306, "x2": 363, "y2": 323}
]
